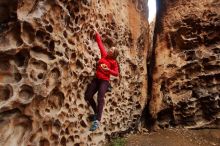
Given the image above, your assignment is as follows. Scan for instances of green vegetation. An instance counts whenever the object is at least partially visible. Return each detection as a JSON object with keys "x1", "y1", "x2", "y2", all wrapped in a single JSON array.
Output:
[{"x1": 110, "y1": 137, "x2": 126, "y2": 146}]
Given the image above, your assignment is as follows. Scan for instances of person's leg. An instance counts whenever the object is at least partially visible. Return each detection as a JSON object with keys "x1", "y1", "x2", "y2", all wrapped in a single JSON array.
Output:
[
  {"x1": 89, "y1": 79, "x2": 109, "y2": 131},
  {"x1": 97, "y1": 80, "x2": 109, "y2": 121},
  {"x1": 84, "y1": 78, "x2": 99, "y2": 114}
]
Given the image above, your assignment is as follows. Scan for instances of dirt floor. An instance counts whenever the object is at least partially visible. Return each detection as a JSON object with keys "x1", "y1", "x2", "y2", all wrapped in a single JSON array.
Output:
[{"x1": 124, "y1": 128, "x2": 220, "y2": 146}]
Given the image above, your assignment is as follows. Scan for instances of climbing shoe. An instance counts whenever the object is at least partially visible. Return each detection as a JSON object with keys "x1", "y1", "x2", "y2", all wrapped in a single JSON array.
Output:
[{"x1": 89, "y1": 120, "x2": 99, "y2": 131}]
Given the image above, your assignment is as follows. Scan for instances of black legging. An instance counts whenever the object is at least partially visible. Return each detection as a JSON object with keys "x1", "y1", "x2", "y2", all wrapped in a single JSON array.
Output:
[{"x1": 85, "y1": 78, "x2": 109, "y2": 121}]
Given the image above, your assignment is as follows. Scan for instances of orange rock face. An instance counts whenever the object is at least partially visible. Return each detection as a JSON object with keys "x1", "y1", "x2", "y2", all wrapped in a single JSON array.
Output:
[
  {"x1": 0, "y1": 0, "x2": 148, "y2": 145},
  {"x1": 150, "y1": 0, "x2": 220, "y2": 129}
]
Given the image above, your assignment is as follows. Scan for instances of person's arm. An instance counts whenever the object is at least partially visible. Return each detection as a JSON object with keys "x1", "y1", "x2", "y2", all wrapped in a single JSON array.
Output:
[
  {"x1": 96, "y1": 32, "x2": 107, "y2": 58},
  {"x1": 108, "y1": 62, "x2": 119, "y2": 76}
]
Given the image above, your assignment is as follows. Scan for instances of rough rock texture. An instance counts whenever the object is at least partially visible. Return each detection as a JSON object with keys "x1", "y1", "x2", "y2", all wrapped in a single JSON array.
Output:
[
  {"x1": 150, "y1": 0, "x2": 220, "y2": 129},
  {"x1": 0, "y1": 0, "x2": 148, "y2": 145}
]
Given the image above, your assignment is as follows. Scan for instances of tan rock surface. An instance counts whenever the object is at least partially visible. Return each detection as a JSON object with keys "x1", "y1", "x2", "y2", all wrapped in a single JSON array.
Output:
[
  {"x1": 150, "y1": 0, "x2": 220, "y2": 129},
  {"x1": 0, "y1": 0, "x2": 148, "y2": 145}
]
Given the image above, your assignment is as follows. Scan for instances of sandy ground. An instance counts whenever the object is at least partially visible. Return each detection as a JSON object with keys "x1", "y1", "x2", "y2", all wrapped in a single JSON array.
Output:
[{"x1": 124, "y1": 128, "x2": 220, "y2": 146}]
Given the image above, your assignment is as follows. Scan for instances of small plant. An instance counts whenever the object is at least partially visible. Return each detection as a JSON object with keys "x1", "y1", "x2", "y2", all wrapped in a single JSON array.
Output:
[{"x1": 111, "y1": 137, "x2": 126, "y2": 146}]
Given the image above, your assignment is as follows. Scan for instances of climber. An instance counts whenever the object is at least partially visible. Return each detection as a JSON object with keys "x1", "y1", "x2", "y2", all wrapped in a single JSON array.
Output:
[{"x1": 84, "y1": 29, "x2": 119, "y2": 131}]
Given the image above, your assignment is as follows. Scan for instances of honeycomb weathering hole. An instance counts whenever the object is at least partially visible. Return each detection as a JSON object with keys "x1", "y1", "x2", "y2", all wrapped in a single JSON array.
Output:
[
  {"x1": 30, "y1": 59, "x2": 47, "y2": 70},
  {"x1": 48, "y1": 89, "x2": 64, "y2": 111},
  {"x1": 0, "y1": 58, "x2": 10, "y2": 71},
  {"x1": 76, "y1": 59, "x2": 84, "y2": 69},
  {"x1": 28, "y1": 58, "x2": 48, "y2": 82},
  {"x1": 14, "y1": 49, "x2": 29, "y2": 67},
  {"x1": 37, "y1": 73, "x2": 44, "y2": 79},
  {"x1": 14, "y1": 73, "x2": 22, "y2": 82},
  {"x1": 39, "y1": 138, "x2": 50, "y2": 146},
  {"x1": 45, "y1": 25, "x2": 53, "y2": 33},
  {"x1": 0, "y1": 84, "x2": 13, "y2": 101},
  {"x1": 19, "y1": 85, "x2": 34, "y2": 101},
  {"x1": 36, "y1": 30, "x2": 49, "y2": 41},
  {"x1": 60, "y1": 137, "x2": 66, "y2": 146},
  {"x1": 49, "y1": 40, "x2": 55, "y2": 51},
  {"x1": 22, "y1": 21, "x2": 35, "y2": 44},
  {"x1": 31, "y1": 46, "x2": 56, "y2": 61},
  {"x1": 51, "y1": 68, "x2": 60, "y2": 78}
]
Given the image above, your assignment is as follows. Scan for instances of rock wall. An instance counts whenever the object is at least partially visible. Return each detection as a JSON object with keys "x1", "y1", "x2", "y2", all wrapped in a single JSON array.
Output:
[
  {"x1": 0, "y1": 0, "x2": 148, "y2": 145},
  {"x1": 150, "y1": 0, "x2": 220, "y2": 129}
]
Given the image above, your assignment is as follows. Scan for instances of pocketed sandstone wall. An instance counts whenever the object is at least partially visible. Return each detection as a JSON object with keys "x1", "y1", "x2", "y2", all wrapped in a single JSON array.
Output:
[
  {"x1": 150, "y1": 0, "x2": 220, "y2": 129},
  {"x1": 0, "y1": 0, "x2": 148, "y2": 145}
]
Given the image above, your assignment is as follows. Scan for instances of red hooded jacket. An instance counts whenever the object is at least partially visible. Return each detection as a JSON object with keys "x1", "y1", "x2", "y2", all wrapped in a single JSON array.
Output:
[{"x1": 95, "y1": 33, "x2": 119, "y2": 81}]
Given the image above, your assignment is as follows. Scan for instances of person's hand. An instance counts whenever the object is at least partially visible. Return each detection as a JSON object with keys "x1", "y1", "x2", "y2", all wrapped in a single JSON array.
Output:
[{"x1": 101, "y1": 64, "x2": 109, "y2": 71}]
